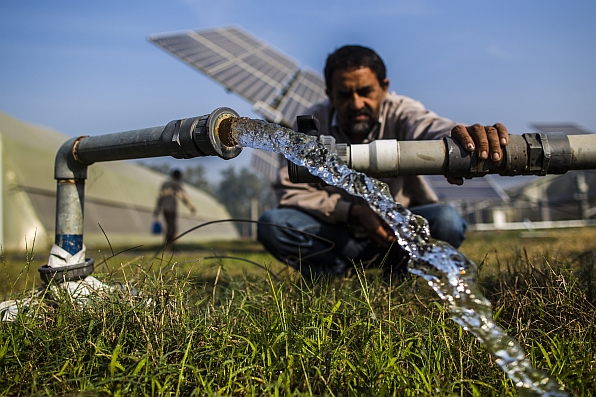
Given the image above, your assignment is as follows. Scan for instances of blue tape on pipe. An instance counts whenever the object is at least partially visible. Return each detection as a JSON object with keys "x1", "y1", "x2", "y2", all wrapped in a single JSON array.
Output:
[{"x1": 55, "y1": 234, "x2": 83, "y2": 255}]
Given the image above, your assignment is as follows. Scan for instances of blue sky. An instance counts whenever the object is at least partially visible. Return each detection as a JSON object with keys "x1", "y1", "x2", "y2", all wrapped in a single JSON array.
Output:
[{"x1": 1, "y1": 0, "x2": 595, "y2": 184}]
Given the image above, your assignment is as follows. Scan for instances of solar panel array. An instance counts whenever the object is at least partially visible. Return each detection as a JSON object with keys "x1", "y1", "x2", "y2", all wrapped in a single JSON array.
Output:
[{"x1": 149, "y1": 26, "x2": 325, "y2": 127}]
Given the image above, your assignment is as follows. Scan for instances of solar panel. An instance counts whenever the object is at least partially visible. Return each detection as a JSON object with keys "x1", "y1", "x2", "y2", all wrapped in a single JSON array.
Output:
[
  {"x1": 149, "y1": 26, "x2": 300, "y2": 107},
  {"x1": 276, "y1": 68, "x2": 327, "y2": 126},
  {"x1": 250, "y1": 150, "x2": 284, "y2": 183}
]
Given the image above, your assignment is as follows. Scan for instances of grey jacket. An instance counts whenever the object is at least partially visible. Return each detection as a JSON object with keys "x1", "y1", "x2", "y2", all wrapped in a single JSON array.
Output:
[{"x1": 274, "y1": 92, "x2": 457, "y2": 224}]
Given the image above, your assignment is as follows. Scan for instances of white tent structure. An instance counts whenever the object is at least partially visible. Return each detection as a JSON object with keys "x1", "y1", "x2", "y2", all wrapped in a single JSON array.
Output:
[{"x1": 0, "y1": 111, "x2": 238, "y2": 252}]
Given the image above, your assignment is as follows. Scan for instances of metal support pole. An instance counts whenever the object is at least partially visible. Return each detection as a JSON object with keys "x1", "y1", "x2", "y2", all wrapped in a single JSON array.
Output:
[
  {"x1": 54, "y1": 136, "x2": 89, "y2": 255},
  {"x1": 55, "y1": 180, "x2": 85, "y2": 255}
]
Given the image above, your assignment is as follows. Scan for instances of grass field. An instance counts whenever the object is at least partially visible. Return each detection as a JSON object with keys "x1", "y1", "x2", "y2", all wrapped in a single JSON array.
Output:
[{"x1": 0, "y1": 227, "x2": 595, "y2": 396}]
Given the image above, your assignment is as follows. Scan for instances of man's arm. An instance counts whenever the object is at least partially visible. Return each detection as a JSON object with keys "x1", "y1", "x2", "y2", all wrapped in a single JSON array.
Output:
[
  {"x1": 178, "y1": 190, "x2": 197, "y2": 214},
  {"x1": 153, "y1": 194, "x2": 163, "y2": 217}
]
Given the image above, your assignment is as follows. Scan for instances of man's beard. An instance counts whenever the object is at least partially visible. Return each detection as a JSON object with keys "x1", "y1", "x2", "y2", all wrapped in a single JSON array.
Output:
[
  {"x1": 341, "y1": 109, "x2": 375, "y2": 136},
  {"x1": 345, "y1": 119, "x2": 374, "y2": 136}
]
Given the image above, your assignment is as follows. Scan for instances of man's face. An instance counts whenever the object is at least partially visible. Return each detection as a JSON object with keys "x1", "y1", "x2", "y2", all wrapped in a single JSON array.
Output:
[{"x1": 326, "y1": 66, "x2": 389, "y2": 138}]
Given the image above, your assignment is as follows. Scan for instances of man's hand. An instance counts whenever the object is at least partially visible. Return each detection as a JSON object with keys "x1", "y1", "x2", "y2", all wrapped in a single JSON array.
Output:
[
  {"x1": 349, "y1": 203, "x2": 396, "y2": 247},
  {"x1": 449, "y1": 123, "x2": 509, "y2": 185}
]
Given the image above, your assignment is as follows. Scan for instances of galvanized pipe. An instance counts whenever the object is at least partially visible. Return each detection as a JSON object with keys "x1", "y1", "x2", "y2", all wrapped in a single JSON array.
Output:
[
  {"x1": 55, "y1": 180, "x2": 85, "y2": 255},
  {"x1": 75, "y1": 125, "x2": 176, "y2": 163},
  {"x1": 45, "y1": 108, "x2": 240, "y2": 282},
  {"x1": 74, "y1": 108, "x2": 242, "y2": 165},
  {"x1": 53, "y1": 136, "x2": 89, "y2": 257}
]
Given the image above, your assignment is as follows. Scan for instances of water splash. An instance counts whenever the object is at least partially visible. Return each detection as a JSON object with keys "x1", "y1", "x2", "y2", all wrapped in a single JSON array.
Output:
[{"x1": 230, "y1": 117, "x2": 567, "y2": 396}]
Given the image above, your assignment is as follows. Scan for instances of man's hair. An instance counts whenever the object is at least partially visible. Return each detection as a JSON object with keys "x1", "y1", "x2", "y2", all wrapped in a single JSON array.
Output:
[{"x1": 324, "y1": 45, "x2": 387, "y2": 91}]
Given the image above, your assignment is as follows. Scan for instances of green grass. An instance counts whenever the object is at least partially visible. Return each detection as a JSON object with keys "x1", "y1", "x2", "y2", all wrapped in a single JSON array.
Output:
[{"x1": 1, "y1": 229, "x2": 595, "y2": 396}]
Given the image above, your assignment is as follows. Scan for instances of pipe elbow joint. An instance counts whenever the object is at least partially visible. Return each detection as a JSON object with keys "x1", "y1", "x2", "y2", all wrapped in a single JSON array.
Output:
[{"x1": 55, "y1": 136, "x2": 89, "y2": 180}]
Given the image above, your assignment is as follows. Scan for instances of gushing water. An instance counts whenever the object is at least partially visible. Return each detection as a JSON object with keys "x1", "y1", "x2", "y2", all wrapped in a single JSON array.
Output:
[{"x1": 230, "y1": 117, "x2": 567, "y2": 396}]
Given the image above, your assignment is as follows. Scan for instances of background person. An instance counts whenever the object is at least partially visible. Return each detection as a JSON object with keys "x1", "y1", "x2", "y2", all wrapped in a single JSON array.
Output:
[
  {"x1": 258, "y1": 45, "x2": 508, "y2": 278},
  {"x1": 154, "y1": 169, "x2": 196, "y2": 249}
]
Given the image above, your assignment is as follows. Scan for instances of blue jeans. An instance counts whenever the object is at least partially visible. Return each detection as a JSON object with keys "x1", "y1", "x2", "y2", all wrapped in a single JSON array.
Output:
[{"x1": 257, "y1": 204, "x2": 467, "y2": 277}]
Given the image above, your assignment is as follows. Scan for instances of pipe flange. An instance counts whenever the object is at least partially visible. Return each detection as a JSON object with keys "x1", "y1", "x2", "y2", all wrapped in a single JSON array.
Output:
[
  {"x1": 177, "y1": 117, "x2": 206, "y2": 158},
  {"x1": 523, "y1": 133, "x2": 544, "y2": 174},
  {"x1": 38, "y1": 258, "x2": 95, "y2": 284},
  {"x1": 194, "y1": 107, "x2": 242, "y2": 160},
  {"x1": 469, "y1": 155, "x2": 491, "y2": 177}
]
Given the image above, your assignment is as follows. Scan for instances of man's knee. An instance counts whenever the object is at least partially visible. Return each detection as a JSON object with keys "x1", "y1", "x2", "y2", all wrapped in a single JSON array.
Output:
[
  {"x1": 257, "y1": 210, "x2": 286, "y2": 252},
  {"x1": 256, "y1": 210, "x2": 276, "y2": 242},
  {"x1": 431, "y1": 206, "x2": 467, "y2": 248},
  {"x1": 257, "y1": 208, "x2": 321, "y2": 253}
]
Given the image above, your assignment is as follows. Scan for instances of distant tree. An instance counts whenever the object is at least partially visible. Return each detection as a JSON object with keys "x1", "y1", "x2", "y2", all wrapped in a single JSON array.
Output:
[
  {"x1": 183, "y1": 165, "x2": 214, "y2": 196},
  {"x1": 216, "y1": 166, "x2": 277, "y2": 237}
]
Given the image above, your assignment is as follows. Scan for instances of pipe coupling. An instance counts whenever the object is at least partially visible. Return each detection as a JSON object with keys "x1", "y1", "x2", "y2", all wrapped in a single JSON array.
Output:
[
  {"x1": 445, "y1": 132, "x2": 572, "y2": 178},
  {"x1": 169, "y1": 107, "x2": 241, "y2": 160}
]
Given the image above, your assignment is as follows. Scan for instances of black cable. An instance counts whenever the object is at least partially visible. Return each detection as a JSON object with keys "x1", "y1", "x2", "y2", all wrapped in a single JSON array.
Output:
[{"x1": 150, "y1": 218, "x2": 337, "y2": 271}]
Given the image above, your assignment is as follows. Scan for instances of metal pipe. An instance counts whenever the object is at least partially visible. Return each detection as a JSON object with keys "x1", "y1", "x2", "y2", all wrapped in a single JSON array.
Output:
[
  {"x1": 53, "y1": 136, "x2": 89, "y2": 257},
  {"x1": 55, "y1": 180, "x2": 85, "y2": 255},
  {"x1": 74, "y1": 107, "x2": 241, "y2": 164},
  {"x1": 43, "y1": 107, "x2": 240, "y2": 283},
  {"x1": 568, "y1": 135, "x2": 596, "y2": 170},
  {"x1": 289, "y1": 132, "x2": 596, "y2": 183}
]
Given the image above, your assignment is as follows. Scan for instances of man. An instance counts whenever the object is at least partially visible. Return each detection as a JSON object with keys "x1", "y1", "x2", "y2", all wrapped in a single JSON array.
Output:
[
  {"x1": 258, "y1": 45, "x2": 508, "y2": 278},
  {"x1": 154, "y1": 169, "x2": 197, "y2": 248}
]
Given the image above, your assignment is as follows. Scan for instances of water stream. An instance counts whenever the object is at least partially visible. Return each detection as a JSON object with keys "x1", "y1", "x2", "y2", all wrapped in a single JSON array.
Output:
[{"x1": 230, "y1": 117, "x2": 567, "y2": 396}]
